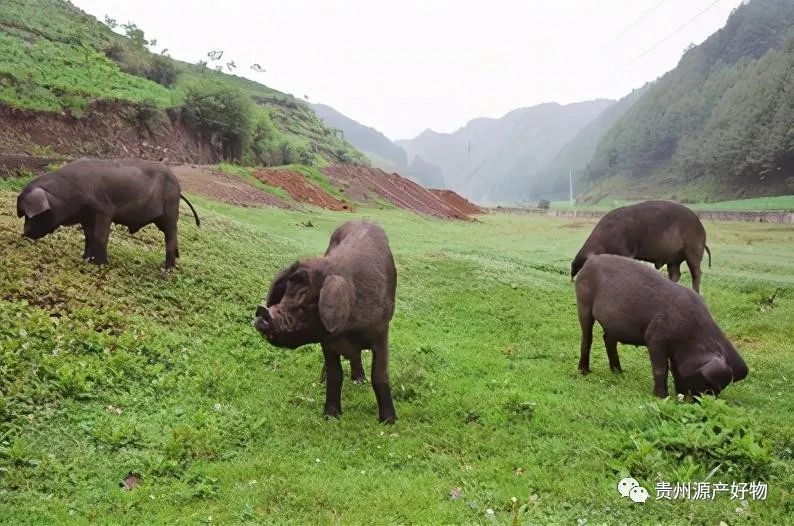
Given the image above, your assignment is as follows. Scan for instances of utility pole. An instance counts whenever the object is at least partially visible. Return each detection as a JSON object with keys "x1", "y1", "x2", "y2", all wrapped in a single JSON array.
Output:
[{"x1": 569, "y1": 170, "x2": 574, "y2": 206}]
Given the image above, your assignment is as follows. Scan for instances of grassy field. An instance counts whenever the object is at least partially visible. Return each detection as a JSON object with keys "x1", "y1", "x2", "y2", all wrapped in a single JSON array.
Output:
[
  {"x1": 551, "y1": 195, "x2": 794, "y2": 212},
  {"x1": 1, "y1": 179, "x2": 792, "y2": 524}
]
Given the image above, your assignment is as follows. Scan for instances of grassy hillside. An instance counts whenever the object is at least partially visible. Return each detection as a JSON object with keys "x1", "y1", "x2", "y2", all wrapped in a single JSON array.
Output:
[
  {"x1": 1, "y1": 177, "x2": 792, "y2": 524},
  {"x1": 0, "y1": 0, "x2": 365, "y2": 166},
  {"x1": 585, "y1": 0, "x2": 794, "y2": 202}
]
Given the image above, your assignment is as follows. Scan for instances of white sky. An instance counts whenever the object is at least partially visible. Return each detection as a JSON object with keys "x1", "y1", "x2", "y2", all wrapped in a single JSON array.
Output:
[{"x1": 73, "y1": 0, "x2": 745, "y2": 140}]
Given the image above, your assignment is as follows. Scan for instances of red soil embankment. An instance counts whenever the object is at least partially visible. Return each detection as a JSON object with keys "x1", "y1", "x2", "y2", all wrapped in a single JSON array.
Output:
[
  {"x1": 429, "y1": 189, "x2": 483, "y2": 215},
  {"x1": 0, "y1": 101, "x2": 220, "y2": 164},
  {"x1": 321, "y1": 165, "x2": 473, "y2": 219},
  {"x1": 172, "y1": 165, "x2": 290, "y2": 209},
  {"x1": 253, "y1": 169, "x2": 351, "y2": 211}
]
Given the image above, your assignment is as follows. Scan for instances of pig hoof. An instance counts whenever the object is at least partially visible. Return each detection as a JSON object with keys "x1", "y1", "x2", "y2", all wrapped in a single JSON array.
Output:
[
  {"x1": 611, "y1": 366, "x2": 623, "y2": 374},
  {"x1": 323, "y1": 408, "x2": 341, "y2": 419},
  {"x1": 352, "y1": 376, "x2": 367, "y2": 385},
  {"x1": 578, "y1": 367, "x2": 591, "y2": 375},
  {"x1": 653, "y1": 390, "x2": 669, "y2": 398},
  {"x1": 379, "y1": 415, "x2": 396, "y2": 425}
]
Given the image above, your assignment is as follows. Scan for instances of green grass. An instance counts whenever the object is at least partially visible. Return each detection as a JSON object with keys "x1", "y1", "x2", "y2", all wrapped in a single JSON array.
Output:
[
  {"x1": 551, "y1": 195, "x2": 794, "y2": 213},
  {"x1": 689, "y1": 195, "x2": 794, "y2": 212},
  {"x1": 1, "y1": 187, "x2": 792, "y2": 524}
]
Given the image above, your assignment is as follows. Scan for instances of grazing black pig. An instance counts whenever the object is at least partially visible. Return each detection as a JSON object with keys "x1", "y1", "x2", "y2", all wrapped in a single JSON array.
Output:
[
  {"x1": 571, "y1": 200, "x2": 711, "y2": 293},
  {"x1": 17, "y1": 158, "x2": 200, "y2": 269},
  {"x1": 254, "y1": 221, "x2": 397, "y2": 423},
  {"x1": 575, "y1": 254, "x2": 747, "y2": 397}
]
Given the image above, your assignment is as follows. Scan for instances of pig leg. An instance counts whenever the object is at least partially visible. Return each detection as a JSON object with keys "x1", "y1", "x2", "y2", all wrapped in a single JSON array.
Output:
[
  {"x1": 646, "y1": 334, "x2": 670, "y2": 397},
  {"x1": 685, "y1": 251, "x2": 704, "y2": 293},
  {"x1": 90, "y1": 214, "x2": 112, "y2": 265},
  {"x1": 667, "y1": 263, "x2": 681, "y2": 283},
  {"x1": 319, "y1": 350, "x2": 366, "y2": 384},
  {"x1": 371, "y1": 331, "x2": 396, "y2": 424},
  {"x1": 81, "y1": 216, "x2": 95, "y2": 262},
  {"x1": 577, "y1": 310, "x2": 595, "y2": 375},
  {"x1": 349, "y1": 352, "x2": 367, "y2": 384},
  {"x1": 155, "y1": 215, "x2": 179, "y2": 269},
  {"x1": 603, "y1": 331, "x2": 622, "y2": 373},
  {"x1": 669, "y1": 355, "x2": 685, "y2": 395},
  {"x1": 321, "y1": 343, "x2": 344, "y2": 419}
]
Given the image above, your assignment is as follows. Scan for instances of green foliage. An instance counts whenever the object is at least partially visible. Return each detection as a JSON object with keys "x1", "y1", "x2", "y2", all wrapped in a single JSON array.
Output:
[
  {"x1": 181, "y1": 83, "x2": 253, "y2": 160},
  {"x1": 618, "y1": 398, "x2": 773, "y2": 480},
  {"x1": 146, "y1": 54, "x2": 179, "y2": 87},
  {"x1": 586, "y1": 0, "x2": 794, "y2": 201}
]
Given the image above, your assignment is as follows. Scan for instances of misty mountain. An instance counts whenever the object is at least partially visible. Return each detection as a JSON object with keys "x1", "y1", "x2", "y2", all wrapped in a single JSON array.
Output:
[
  {"x1": 397, "y1": 100, "x2": 614, "y2": 203},
  {"x1": 529, "y1": 85, "x2": 649, "y2": 201},
  {"x1": 310, "y1": 102, "x2": 446, "y2": 188},
  {"x1": 310, "y1": 103, "x2": 407, "y2": 170},
  {"x1": 585, "y1": 0, "x2": 794, "y2": 201}
]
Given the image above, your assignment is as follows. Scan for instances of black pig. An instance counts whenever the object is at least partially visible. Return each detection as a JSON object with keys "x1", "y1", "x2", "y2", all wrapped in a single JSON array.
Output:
[
  {"x1": 254, "y1": 221, "x2": 397, "y2": 423},
  {"x1": 575, "y1": 254, "x2": 747, "y2": 398},
  {"x1": 17, "y1": 158, "x2": 200, "y2": 269}
]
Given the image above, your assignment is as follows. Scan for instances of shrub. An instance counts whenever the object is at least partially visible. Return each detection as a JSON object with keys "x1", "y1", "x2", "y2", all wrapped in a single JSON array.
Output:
[
  {"x1": 126, "y1": 100, "x2": 170, "y2": 138},
  {"x1": 537, "y1": 199, "x2": 550, "y2": 210},
  {"x1": 146, "y1": 55, "x2": 178, "y2": 87},
  {"x1": 246, "y1": 111, "x2": 281, "y2": 166},
  {"x1": 181, "y1": 83, "x2": 253, "y2": 161}
]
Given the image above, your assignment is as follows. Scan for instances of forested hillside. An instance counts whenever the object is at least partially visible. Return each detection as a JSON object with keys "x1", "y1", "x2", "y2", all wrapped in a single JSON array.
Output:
[
  {"x1": 0, "y1": 0, "x2": 365, "y2": 166},
  {"x1": 585, "y1": 0, "x2": 794, "y2": 201}
]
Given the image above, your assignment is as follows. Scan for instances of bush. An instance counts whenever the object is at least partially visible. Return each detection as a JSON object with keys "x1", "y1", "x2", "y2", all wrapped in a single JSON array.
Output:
[
  {"x1": 146, "y1": 55, "x2": 178, "y2": 87},
  {"x1": 126, "y1": 100, "x2": 170, "y2": 138},
  {"x1": 181, "y1": 84, "x2": 253, "y2": 161},
  {"x1": 246, "y1": 111, "x2": 280, "y2": 166},
  {"x1": 537, "y1": 199, "x2": 550, "y2": 210}
]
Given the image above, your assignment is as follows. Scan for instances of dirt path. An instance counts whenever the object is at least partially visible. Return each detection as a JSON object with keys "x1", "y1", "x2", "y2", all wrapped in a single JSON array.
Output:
[
  {"x1": 253, "y1": 169, "x2": 351, "y2": 211},
  {"x1": 172, "y1": 165, "x2": 290, "y2": 209}
]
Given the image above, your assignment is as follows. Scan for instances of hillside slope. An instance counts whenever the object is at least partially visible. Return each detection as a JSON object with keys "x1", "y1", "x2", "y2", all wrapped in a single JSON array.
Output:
[
  {"x1": 310, "y1": 102, "x2": 446, "y2": 189},
  {"x1": 585, "y1": 0, "x2": 794, "y2": 201},
  {"x1": 0, "y1": 0, "x2": 365, "y2": 166},
  {"x1": 397, "y1": 100, "x2": 613, "y2": 203}
]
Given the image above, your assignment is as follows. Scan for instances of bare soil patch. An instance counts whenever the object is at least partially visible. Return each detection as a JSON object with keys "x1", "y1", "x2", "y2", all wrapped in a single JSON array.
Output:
[
  {"x1": 322, "y1": 165, "x2": 472, "y2": 219},
  {"x1": 253, "y1": 169, "x2": 351, "y2": 211},
  {"x1": 172, "y1": 165, "x2": 290, "y2": 209}
]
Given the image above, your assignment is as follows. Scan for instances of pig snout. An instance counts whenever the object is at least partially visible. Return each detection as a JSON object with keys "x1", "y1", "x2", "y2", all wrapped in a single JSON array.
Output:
[
  {"x1": 255, "y1": 304, "x2": 271, "y2": 320},
  {"x1": 253, "y1": 305, "x2": 273, "y2": 333}
]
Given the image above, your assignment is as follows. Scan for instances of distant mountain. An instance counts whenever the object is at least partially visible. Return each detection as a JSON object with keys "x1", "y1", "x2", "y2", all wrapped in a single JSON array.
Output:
[
  {"x1": 310, "y1": 102, "x2": 445, "y2": 188},
  {"x1": 530, "y1": 86, "x2": 649, "y2": 201},
  {"x1": 584, "y1": 0, "x2": 794, "y2": 201},
  {"x1": 397, "y1": 100, "x2": 614, "y2": 203}
]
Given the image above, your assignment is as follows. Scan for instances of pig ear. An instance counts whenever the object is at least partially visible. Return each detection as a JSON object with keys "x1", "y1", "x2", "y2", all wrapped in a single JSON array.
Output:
[
  {"x1": 319, "y1": 275, "x2": 354, "y2": 333},
  {"x1": 21, "y1": 187, "x2": 51, "y2": 218},
  {"x1": 698, "y1": 356, "x2": 733, "y2": 395},
  {"x1": 265, "y1": 262, "x2": 298, "y2": 306}
]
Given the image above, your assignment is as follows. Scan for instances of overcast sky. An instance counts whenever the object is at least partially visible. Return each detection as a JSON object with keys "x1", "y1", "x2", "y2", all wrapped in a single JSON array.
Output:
[{"x1": 74, "y1": 0, "x2": 744, "y2": 140}]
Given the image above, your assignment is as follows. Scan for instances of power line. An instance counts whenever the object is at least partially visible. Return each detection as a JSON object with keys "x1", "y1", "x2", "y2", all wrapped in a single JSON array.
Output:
[
  {"x1": 606, "y1": 0, "x2": 668, "y2": 48},
  {"x1": 629, "y1": 0, "x2": 726, "y2": 65}
]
